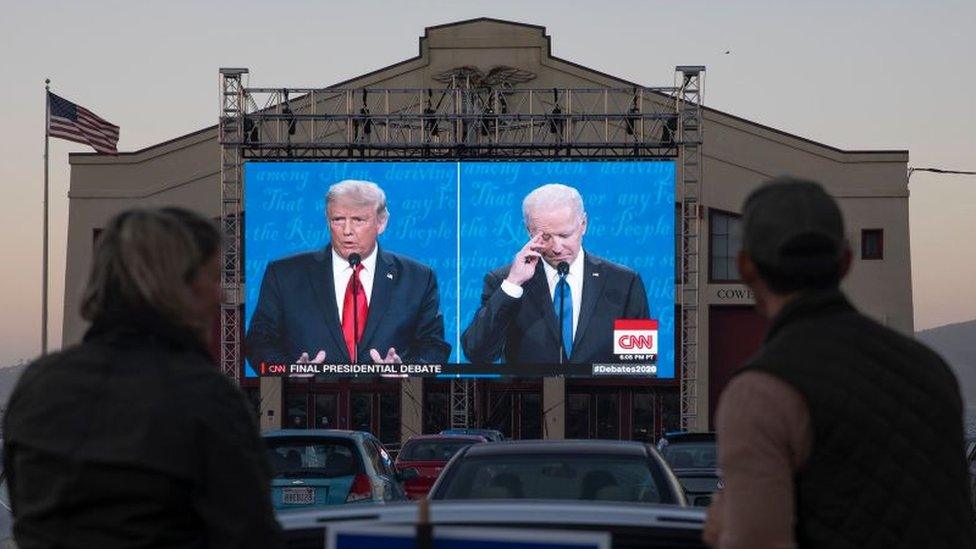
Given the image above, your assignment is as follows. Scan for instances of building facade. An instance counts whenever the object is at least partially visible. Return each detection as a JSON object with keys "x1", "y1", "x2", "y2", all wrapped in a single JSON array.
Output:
[{"x1": 63, "y1": 18, "x2": 912, "y2": 442}]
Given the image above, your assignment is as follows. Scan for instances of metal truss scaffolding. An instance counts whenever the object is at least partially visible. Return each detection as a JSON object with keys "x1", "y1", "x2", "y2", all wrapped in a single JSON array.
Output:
[
  {"x1": 217, "y1": 67, "x2": 704, "y2": 430},
  {"x1": 675, "y1": 67, "x2": 705, "y2": 431},
  {"x1": 218, "y1": 68, "x2": 248, "y2": 382},
  {"x1": 450, "y1": 378, "x2": 470, "y2": 429},
  {"x1": 223, "y1": 84, "x2": 681, "y2": 159}
]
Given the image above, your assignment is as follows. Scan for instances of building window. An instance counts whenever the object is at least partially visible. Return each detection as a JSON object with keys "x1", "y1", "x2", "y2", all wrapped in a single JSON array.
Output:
[
  {"x1": 566, "y1": 393, "x2": 590, "y2": 439},
  {"x1": 423, "y1": 389, "x2": 450, "y2": 435},
  {"x1": 632, "y1": 391, "x2": 656, "y2": 442},
  {"x1": 285, "y1": 393, "x2": 308, "y2": 429},
  {"x1": 313, "y1": 393, "x2": 338, "y2": 429},
  {"x1": 350, "y1": 393, "x2": 373, "y2": 433},
  {"x1": 485, "y1": 390, "x2": 542, "y2": 440},
  {"x1": 565, "y1": 391, "x2": 621, "y2": 440},
  {"x1": 378, "y1": 393, "x2": 400, "y2": 444},
  {"x1": 658, "y1": 390, "x2": 680, "y2": 435},
  {"x1": 861, "y1": 229, "x2": 884, "y2": 260},
  {"x1": 710, "y1": 210, "x2": 742, "y2": 282}
]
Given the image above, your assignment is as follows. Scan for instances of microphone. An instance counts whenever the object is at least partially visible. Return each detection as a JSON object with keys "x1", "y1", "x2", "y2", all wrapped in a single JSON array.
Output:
[
  {"x1": 556, "y1": 261, "x2": 569, "y2": 364},
  {"x1": 348, "y1": 252, "x2": 362, "y2": 363}
]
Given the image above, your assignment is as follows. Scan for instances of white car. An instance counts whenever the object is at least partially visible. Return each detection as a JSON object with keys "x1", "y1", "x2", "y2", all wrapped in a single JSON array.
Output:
[{"x1": 278, "y1": 499, "x2": 706, "y2": 548}]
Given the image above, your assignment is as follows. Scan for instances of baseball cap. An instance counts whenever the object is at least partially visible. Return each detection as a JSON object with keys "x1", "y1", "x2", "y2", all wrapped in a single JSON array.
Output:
[{"x1": 741, "y1": 177, "x2": 846, "y2": 277}]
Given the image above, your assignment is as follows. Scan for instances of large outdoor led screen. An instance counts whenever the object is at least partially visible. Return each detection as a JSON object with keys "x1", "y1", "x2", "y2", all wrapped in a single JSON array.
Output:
[{"x1": 244, "y1": 161, "x2": 674, "y2": 378}]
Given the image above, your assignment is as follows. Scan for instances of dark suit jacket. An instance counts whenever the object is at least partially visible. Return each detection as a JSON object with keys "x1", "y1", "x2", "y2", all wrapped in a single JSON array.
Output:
[
  {"x1": 461, "y1": 253, "x2": 650, "y2": 364},
  {"x1": 246, "y1": 246, "x2": 451, "y2": 365}
]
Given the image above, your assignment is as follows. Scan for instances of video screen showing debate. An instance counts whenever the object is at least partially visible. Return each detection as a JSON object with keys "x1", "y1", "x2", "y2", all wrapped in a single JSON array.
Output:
[{"x1": 243, "y1": 161, "x2": 674, "y2": 379}]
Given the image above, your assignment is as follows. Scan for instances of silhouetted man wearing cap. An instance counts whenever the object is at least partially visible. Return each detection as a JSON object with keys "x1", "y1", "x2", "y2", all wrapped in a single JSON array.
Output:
[{"x1": 704, "y1": 177, "x2": 975, "y2": 548}]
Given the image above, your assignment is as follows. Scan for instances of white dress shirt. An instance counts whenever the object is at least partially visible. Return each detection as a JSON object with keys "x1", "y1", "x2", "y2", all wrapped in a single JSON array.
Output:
[
  {"x1": 332, "y1": 246, "x2": 377, "y2": 323},
  {"x1": 500, "y1": 249, "x2": 585, "y2": 340}
]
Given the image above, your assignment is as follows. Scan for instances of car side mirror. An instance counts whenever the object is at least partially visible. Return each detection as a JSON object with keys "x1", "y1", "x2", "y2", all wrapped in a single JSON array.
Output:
[{"x1": 397, "y1": 467, "x2": 419, "y2": 482}]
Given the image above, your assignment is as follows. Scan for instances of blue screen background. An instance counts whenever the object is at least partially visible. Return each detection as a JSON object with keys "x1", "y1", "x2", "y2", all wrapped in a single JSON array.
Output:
[
  {"x1": 457, "y1": 161, "x2": 675, "y2": 376},
  {"x1": 243, "y1": 161, "x2": 674, "y2": 378}
]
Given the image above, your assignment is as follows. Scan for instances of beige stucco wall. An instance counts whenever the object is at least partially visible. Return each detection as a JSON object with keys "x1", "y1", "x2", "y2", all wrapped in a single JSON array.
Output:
[
  {"x1": 63, "y1": 18, "x2": 911, "y2": 437},
  {"x1": 693, "y1": 112, "x2": 911, "y2": 429},
  {"x1": 63, "y1": 130, "x2": 219, "y2": 344}
]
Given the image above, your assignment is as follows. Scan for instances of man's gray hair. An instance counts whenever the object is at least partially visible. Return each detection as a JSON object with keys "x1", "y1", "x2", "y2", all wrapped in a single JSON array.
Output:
[
  {"x1": 81, "y1": 207, "x2": 221, "y2": 338},
  {"x1": 326, "y1": 180, "x2": 389, "y2": 220},
  {"x1": 522, "y1": 183, "x2": 586, "y2": 225}
]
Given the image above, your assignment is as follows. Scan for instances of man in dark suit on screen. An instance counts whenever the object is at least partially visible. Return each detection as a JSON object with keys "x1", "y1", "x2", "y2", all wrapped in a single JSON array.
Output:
[
  {"x1": 462, "y1": 183, "x2": 650, "y2": 364},
  {"x1": 246, "y1": 180, "x2": 451, "y2": 366}
]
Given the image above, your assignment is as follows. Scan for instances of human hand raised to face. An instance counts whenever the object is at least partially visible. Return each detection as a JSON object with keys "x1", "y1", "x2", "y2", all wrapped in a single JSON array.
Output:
[{"x1": 505, "y1": 233, "x2": 550, "y2": 287}]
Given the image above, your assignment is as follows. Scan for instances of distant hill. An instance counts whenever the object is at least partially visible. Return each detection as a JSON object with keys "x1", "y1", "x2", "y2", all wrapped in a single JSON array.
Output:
[{"x1": 916, "y1": 319, "x2": 976, "y2": 433}]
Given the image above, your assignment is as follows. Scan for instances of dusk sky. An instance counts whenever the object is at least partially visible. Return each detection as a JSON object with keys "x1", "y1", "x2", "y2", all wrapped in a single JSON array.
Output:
[{"x1": 0, "y1": 1, "x2": 973, "y2": 366}]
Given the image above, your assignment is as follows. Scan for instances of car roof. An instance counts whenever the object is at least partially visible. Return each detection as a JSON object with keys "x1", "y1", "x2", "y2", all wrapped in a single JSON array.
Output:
[
  {"x1": 263, "y1": 429, "x2": 371, "y2": 440},
  {"x1": 662, "y1": 432, "x2": 716, "y2": 443},
  {"x1": 404, "y1": 434, "x2": 487, "y2": 443},
  {"x1": 461, "y1": 439, "x2": 651, "y2": 457},
  {"x1": 441, "y1": 428, "x2": 502, "y2": 433},
  {"x1": 277, "y1": 500, "x2": 705, "y2": 531}
]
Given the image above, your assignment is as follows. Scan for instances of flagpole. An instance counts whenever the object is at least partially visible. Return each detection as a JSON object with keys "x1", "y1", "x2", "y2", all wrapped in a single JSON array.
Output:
[{"x1": 42, "y1": 79, "x2": 50, "y2": 356}]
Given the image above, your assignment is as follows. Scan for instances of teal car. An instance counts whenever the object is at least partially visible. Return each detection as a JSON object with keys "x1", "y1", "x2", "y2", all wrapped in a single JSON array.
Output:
[{"x1": 264, "y1": 430, "x2": 415, "y2": 511}]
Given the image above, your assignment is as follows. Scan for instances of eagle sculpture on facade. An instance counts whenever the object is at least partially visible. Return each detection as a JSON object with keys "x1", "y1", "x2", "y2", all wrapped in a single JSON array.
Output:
[{"x1": 432, "y1": 65, "x2": 537, "y2": 89}]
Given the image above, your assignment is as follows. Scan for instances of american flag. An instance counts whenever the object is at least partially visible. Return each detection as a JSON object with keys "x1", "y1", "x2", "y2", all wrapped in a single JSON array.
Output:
[{"x1": 47, "y1": 92, "x2": 119, "y2": 154}]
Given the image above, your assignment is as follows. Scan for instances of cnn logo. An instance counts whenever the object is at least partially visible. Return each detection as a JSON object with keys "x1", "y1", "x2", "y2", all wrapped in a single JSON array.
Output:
[
  {"x1": 617, "y1": 334, "x2": 654, "y2": 350},
  {"x1": 613, "y1": 319, "x2": 659, "y2": 355}
]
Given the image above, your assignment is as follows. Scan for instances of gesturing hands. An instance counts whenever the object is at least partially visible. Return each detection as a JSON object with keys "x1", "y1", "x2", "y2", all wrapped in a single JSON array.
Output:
[
  {"x1": 369, "y1": 347, "x2": 402, "y2": 364},
  {"x1": 295, "y1": 349, "x2": 402, "y2": 365},
  {"x1": 505, "y1": 233, "x2": 549, "y2": 287},
  {"x1": 296, "y1": 350, "x2": 327, "y2": 363}
]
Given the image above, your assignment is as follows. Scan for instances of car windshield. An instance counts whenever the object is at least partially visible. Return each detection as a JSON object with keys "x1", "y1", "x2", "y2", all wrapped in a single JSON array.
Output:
[
  {"x1": 400, "y1": 439, "x2": 478, "y2": 462},
  {"x1": 660, "y1": 441, "x2": 716, "y2": 469},
  {"x1": 438, "y1": 455, "x2": 671, "y2": 503},
  {"x1": 265, "y1": 438, "x2": 359, "y2": 479}
]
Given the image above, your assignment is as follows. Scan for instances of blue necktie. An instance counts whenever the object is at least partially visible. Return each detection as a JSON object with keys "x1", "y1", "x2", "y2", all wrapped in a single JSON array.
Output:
[{"x1": 554, "y1": 276, "x2": 573, "y2": 361}]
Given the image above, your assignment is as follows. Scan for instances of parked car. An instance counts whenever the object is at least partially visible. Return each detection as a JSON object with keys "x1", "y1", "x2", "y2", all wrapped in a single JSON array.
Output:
[
  {"x1": 439, "y1": 428, "x2": 505, "y2": 442},
  {"x1": 277, "y1": 500, "x2": 707, "y2": 549},
  {"x1": 657, "y1": 432, "x2": 720, "y2": 506},
  {"x1": 428, "y1": 440, "x2": 686, "y2": 506},
  {"x1": 264, "y1": 429, "x2": 416, "y2": 511},
  {"x1": 395, "y1": 434, "x2": 487, "y2": 499}
]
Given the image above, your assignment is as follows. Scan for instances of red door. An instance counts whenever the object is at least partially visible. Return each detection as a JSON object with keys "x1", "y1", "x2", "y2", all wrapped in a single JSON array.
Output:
[{"x1": 708, "y1": 306, "x2": 768, "y2": 428}]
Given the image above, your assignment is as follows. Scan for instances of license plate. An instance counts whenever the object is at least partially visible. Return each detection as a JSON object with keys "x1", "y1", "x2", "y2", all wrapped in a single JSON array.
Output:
[{"x1": 282, "y1": 487, "x2": 315, "y2": 505}]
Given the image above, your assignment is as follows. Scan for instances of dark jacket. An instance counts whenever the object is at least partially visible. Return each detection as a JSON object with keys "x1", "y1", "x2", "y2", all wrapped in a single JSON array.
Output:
[
  {"x1": 745, "y1": 289, "x2": 976, "y2": 548},
  {"x1": 246, "y1": 246, "x2": 451, "y2": 366},
  {"x1": 2, "y1": 312, "x2": 282, "y2": 548},
  {"x1": 461, "y1": 253, "x2": 649, "y2": 364}
]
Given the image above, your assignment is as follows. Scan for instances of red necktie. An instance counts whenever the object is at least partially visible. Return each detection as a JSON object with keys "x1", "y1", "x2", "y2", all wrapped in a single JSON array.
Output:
[{"x1": 341, "y1": 263, "x2": 368, "y2": 362}]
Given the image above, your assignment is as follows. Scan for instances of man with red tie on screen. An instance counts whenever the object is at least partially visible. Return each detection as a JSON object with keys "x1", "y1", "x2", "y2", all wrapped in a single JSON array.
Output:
[
  {"x1": 246, "y1": 180, "x2": 451, "y2": 366},
  {"x1": 462, "y1": 183, "x2": 650, "y2": 364}
]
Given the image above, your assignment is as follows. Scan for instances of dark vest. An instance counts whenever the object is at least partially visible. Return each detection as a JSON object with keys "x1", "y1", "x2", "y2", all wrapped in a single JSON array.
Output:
[{"x1": 744, "y1": 290, "x2": 975, "y2": 548}]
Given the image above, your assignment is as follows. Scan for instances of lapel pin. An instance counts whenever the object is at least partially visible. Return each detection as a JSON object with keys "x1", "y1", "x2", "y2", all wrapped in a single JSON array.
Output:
[
  {"x1": 386, "y1": 272, "x2": 394, "y2": 280},
  {"x1": 592, "y1": 272, "x2": 600, "y2": 277}
]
